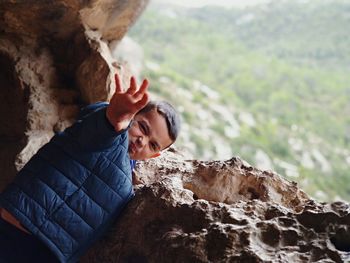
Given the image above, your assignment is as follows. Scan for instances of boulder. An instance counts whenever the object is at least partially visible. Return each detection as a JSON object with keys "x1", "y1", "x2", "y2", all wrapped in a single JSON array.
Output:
[
  {"x1": 0, "y1": 0, "x2": 149, "y2": 190},
  {"x1": 82, "y1": 149, "x2": 350, "y2": 262}
]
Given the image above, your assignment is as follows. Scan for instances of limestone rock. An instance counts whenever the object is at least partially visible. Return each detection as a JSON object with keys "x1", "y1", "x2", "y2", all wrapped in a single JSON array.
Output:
[
  {"x1": 0, "y1": 0, "x2": 149, "y2": 190},
  {"x1": 82, "y1": 149, "x2": 350, "y2": 262},
  {"x1": 1, "y1": 1, "x2": 350, "y2": 262}
]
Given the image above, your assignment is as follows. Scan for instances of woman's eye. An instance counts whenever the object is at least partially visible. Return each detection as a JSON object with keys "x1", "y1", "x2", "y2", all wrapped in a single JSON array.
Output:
[{"x1": 139, "y1": 122, "x2": 146, "y2": 133}]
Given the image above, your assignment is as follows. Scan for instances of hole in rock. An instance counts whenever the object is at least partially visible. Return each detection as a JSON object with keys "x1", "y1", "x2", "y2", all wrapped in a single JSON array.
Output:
[
  {"x1": 123, "y1": 252, "x2": 147, "y2": 263},
  {"x1": 0, "y1": 52, "x2": 29, "y2": 138},
  {"x1": 0, "y1": 51, "x2": 29, "y2": 190},
  {"x1": 247, "y1": 187, "x2": 260, "y2": 200},
  {"x1": 330, "y1": 229, "x2": 350, "y2": 252}
]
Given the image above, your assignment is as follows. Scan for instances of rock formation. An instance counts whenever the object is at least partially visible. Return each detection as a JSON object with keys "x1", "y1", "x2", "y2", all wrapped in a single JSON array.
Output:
[
  {"x1": 1, "y1": 1, "x2": 350, "y2": 262},
  {"x1": 0, "y1": 0, "x2": 149, "y2": 189},
  {"x1": 81, "y1": 149, "x2": 350, "y2": 262}
]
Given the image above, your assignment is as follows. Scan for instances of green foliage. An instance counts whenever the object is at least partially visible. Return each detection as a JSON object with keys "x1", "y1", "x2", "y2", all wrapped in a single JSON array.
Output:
[{"x1": 129, "y1": 0, "x2": 350, "y2": 201}]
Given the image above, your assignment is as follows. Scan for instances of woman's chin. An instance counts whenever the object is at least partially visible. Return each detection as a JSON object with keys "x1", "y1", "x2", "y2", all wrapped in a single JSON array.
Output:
[{"x1": 129, "y1": 152, "x2": 141, "y2": 160}]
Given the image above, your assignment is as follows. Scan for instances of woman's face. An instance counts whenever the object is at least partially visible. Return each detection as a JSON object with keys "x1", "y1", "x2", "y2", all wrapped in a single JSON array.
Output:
[{"x1": 128, "y1": 109, "x2": 173, "y2": 160}]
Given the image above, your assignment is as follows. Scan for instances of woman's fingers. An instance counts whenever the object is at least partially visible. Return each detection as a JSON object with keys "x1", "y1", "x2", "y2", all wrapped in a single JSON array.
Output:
[
  {"x1": 133, "y1": 79, "x2": 149, "y2": 100},
  {"x1": 112, "y1": 74, "x2": 150, "y2": 113},
  {"x1": 127, "y1": 76, "x2": 137, "y2": 95},
  {"x1": 114, "y1": 73, "x2": 122, "y2": 93},
  {"x1": 115, "y1": 74, "x2": 149, "y2": 98},
  {"x1": 134, "y1": 93, "x2": 149, "y2": 110}
]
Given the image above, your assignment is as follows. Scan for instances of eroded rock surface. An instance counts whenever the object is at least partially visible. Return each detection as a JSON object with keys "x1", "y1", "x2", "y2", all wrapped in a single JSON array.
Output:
[
  {"x1": 0, "y1": 0, "x2": 149, "y2": 190},
  {"x1": 83, "y1": 149, "x2": 350, "y2": 262},
  {"x1": 1, "y1": 1, "x2": 350, "y2": 262}
]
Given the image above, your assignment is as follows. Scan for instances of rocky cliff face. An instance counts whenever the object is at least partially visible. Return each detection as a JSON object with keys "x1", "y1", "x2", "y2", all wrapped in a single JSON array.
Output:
[
  {"x1": 1, "y1": 1, "x2": 350, "y2": 262},
  {"x1": 81, "y1": 149, "x2": 350, "y2": 262},
  {"x1": 0, "y1": 0, "x2": 149, "y2": 189}
]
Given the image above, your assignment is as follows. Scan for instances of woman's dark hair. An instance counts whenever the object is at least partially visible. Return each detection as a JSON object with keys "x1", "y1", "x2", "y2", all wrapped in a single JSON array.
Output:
[{"x1": 136, "y1": 100, "x2": 181, "y2": 143}]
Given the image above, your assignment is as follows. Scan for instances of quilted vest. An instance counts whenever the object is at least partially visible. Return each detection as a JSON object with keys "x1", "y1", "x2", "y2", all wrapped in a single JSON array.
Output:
[{"x1": 0, "y1": 103, "x2": 134, "y2": 263}]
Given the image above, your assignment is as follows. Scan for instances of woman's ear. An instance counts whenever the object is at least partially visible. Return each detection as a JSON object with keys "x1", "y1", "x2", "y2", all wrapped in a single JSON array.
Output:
[{"x1": 150, "y1": 152, "x2": 161, "y2": 158}]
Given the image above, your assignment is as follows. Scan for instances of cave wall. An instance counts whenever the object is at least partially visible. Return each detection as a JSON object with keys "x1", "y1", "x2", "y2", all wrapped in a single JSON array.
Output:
[
  {"x1": 0, "y1": 0, "x2": 149, "y2": 190},
  {"x1": 1, "y1": 1, "x2": 350, "y2": 262},
  {"x1": 81, "y1": 149, "x2": 350, "y2": 262}
]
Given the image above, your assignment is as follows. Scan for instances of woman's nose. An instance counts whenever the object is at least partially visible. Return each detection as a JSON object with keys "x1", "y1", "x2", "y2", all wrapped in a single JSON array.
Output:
[{"x1": 136, "y1": 136, "x2": 146, "y2": 147}]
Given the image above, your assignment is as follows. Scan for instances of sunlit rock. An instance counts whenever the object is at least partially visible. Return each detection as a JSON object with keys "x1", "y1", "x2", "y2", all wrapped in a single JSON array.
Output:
[
  {"x1": 238, "y1": 111, "x2": 256, "y2": 127},
  {"x1": 288, "y1": 137, "x2": 304, "y2": 152},
  {"x1": 213, "y1": 137, "x2": 233, "y2": 160},
  {"x1": 311, "y1": 148, "x2": 332, "y2": 172},
  {"x1": 110, "y1": 36, "x2": 144, "y2": 78},
  {"x1": 0, "y1": 0, "x2": 149, "y2": 189},
  {"x1": 274, "y1": 158, "x2": 300, "y2": 178},
  {"x1": 83, "y1": 149, "x2": 350, "y2": 262},
  {"x1": 300, "y1": 151, "x2": 315, "y2": 169},
  {"x1": 145, "y1": 60, "x2": 161, "y2": 71},
  {"x1": 254, "y1": 149, "x2": 273, "y2": 171},
  {"x1": 346, "y1": 156, "x2": 350, "y2": 166},
  {"x1": 210, "y1": 104, "x2": 240, "y2": 138}
]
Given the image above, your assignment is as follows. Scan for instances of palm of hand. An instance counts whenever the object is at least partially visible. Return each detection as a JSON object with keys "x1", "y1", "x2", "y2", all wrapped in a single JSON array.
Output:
[{"x1": 106, "y1": 74, "x2": 149, "y2": 131}]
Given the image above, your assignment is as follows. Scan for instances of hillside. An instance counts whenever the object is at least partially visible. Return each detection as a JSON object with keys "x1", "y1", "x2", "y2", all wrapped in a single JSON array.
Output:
[{"x1": 128, "y1": 0, "x2": 350, "y2": 201}]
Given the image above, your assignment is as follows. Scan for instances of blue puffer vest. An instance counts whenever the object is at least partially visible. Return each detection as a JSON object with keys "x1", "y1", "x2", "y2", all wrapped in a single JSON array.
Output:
[{"x1": 0, "y1": 102, "x2": 134, "y2": 263}]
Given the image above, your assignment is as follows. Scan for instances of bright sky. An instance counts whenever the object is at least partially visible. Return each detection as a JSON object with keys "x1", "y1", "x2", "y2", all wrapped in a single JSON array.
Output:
[{"x1": 154, "y1": 0, "x2": 272, "y2": 8}]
